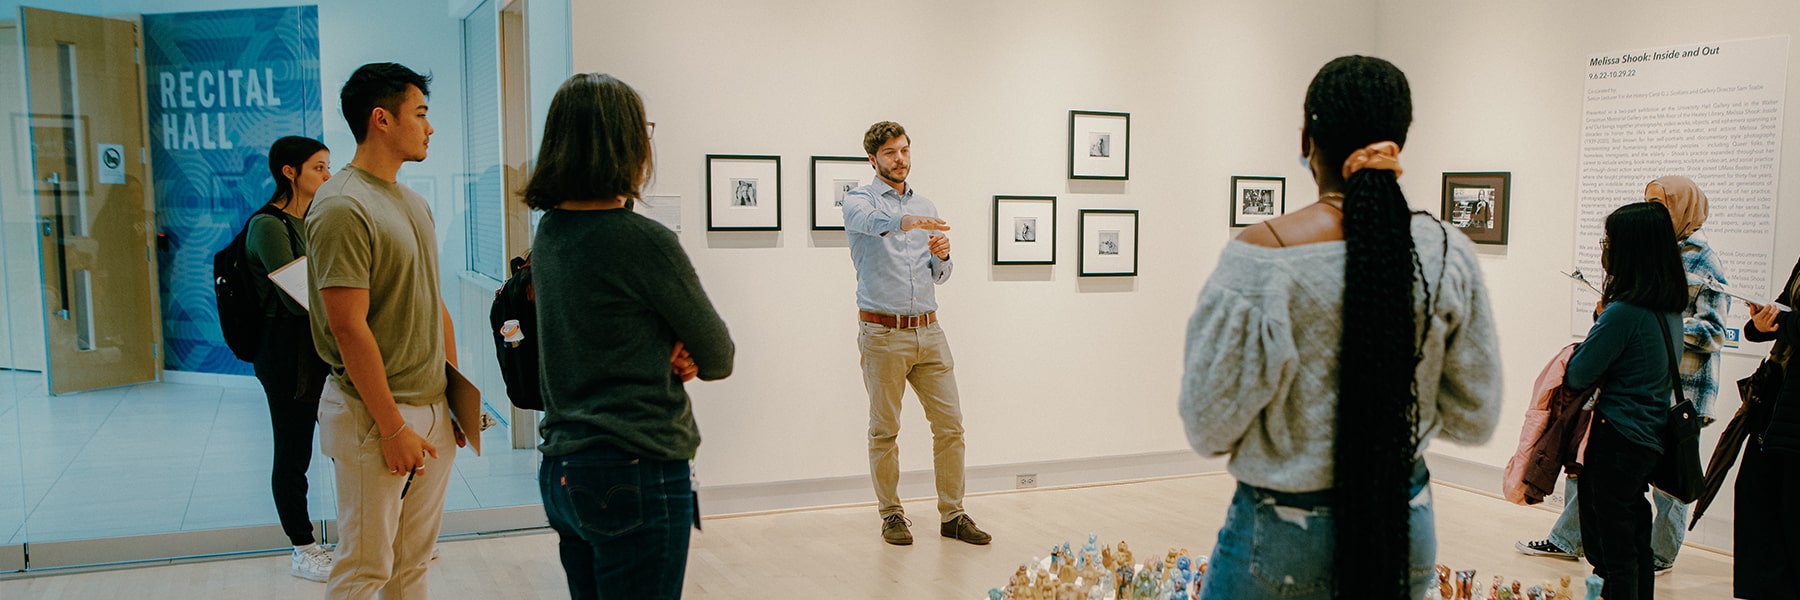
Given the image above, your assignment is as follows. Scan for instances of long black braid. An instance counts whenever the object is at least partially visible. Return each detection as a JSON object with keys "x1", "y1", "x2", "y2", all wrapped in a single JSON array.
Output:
[{"x1": 1305, "y1": 56, "x2": 1422, "y2": 599}]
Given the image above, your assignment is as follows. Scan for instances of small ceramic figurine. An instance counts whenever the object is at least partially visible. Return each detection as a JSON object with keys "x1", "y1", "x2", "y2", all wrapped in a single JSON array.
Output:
[
  {"x1": 1132, "y1": 568, "x2": 1157, "y2": 600},
  {"x1": 1115, "y1": 564, "x2": 1134, "y2": 599},
  {"x1": 1455, "y1": 570, "x2": 1477, "y2": 600},
  {"x1": 1558, "y1": 575, "x2": 1571, "y2": 600},
  {"x1": 1511, "y1": 580, "x2": 1522, "y2": 600},
  {"x1": 1080, "y1": 533, "x2": 1099, "y2": 568},
  {"x1": 1525, "y1": 584, "x2": 1544, "y2": 600},
  {"x1": 1117, "y1": 541, "x2": 1133, "y2": 568},
  {"x1": 1583, "y1": 574, "x2": 1602, "y2": 600},
  {"x1": 1435, "y1": 565, "x2": 1454, "y2": 600}
]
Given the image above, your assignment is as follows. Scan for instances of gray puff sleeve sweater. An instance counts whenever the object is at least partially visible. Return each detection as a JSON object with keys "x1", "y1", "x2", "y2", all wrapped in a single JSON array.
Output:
[{"x1": 1179, "y1": 214, "x2": 1503, "y2": 493}]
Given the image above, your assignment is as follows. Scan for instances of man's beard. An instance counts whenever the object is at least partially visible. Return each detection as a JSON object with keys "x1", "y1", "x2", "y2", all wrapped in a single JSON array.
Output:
[{"x1": 878, "y1": 163, "x2": 907, "y2": 185}]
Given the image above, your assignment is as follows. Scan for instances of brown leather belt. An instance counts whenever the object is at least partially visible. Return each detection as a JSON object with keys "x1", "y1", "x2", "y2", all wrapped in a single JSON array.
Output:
[{"x1": 859, "y1": 310, "x2": 936, "y2": 329}]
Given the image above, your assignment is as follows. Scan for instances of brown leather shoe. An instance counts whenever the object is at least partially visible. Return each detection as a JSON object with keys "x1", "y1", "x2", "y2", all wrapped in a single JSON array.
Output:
[
  {"x1": 881, "y1": 514, "x2": 913, "y2": 545},
  {"x1": 940, "y1": 514, "x2": 991, "y2": 545}
]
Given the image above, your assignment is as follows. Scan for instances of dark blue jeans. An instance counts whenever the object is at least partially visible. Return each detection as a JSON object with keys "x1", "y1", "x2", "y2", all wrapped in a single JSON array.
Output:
[{"x1": 540, "y1": 446, "x2": 696, "y2": 600}]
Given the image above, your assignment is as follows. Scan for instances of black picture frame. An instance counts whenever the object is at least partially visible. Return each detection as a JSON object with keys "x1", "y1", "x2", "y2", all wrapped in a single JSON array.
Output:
[
  {"x1": 1440, "y1": 171, "x2": 1511, "y2": 245},
  {"x1": 1078, "y1": 208, "x2": 1139, "y2": 277},
  {"x1": 992, "y1": 195, "x2": 1057, "y2": 265},
  {"x1": 706, "y1": 154, "x2": 782, "y2": 231},
  {"x1": 809, "y1": 155, "x2": 867, "y2": 231},
  {"x1": 1068, "y1": 110, "x2": 1130, "y2": 180},
  {"x1": 1229, "y1": 175, "x2": 1286, "y2": 227}
]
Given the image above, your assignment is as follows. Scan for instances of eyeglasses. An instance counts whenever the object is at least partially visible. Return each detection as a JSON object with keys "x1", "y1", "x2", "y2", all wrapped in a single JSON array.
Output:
[{"x1": 647, "y1": 122, "x2": 656, "y2": 139}]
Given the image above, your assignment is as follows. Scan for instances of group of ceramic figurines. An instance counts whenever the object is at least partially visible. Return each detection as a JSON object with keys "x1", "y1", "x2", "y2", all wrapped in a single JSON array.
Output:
[
  {"x1": 987, "y1": 534, "x2": 1206, "y2": 600},
  {"x1": 1425, "y1": 567, "x2": 1603, "y2": 600},
  {"x1": 988, "y1": 534, "x2": 1613, "y2": 600}
]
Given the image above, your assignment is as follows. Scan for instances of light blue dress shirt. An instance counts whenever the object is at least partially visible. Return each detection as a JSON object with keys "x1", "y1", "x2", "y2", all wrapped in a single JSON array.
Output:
[{"x1": 842, "y1": 179, "x2": 953, "y2": 315}]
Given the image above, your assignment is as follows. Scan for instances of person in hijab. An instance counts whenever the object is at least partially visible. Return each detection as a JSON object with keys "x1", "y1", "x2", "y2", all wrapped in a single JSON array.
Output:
[{"x1": 1517, "y1": 176, "x2": 1730, "y2": 576}]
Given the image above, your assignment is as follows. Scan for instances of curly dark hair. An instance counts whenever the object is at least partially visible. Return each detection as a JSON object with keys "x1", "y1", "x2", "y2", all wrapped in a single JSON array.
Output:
[
  {"x1": 1305, "y1": 55, "x2": 1422, "y2": 599},
  {"x1": 862, "y1": 121, "x2": 908, "y2": 156}
]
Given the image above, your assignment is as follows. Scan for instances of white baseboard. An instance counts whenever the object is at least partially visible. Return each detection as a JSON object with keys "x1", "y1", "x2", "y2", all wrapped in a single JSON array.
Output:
[
  {"x1": 3, "y1": 448, "x2": 1732, "y2": 574},
  {"x1": 161, "y1": 370, "x2": 261, "y2": 389},
  {"x1": 1423, "y1": 452, "x2": 1733, "y2": 555},
  {"x1": 697, "y1": 450, "x2": 1226, "y2": 517}
]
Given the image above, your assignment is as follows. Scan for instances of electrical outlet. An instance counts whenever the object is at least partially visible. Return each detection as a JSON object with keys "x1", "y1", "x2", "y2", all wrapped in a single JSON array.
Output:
[{"x1": 1016, "y1": 474, "x2": 1037, "y2": 489}]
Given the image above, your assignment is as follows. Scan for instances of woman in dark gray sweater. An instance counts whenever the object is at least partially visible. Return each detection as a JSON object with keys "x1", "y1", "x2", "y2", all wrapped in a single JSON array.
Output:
[{"x1": 524, "y1": 73, "x2": 734, "y2": 600}]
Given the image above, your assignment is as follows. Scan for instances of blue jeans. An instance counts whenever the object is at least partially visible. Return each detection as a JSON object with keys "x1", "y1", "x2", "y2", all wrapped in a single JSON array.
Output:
[
  {"x1": 540, "y1": 446, "x2": 696, "y2": 600},
  {"x1": 1199, "y1": 478, "x2": 1438, "y2": 599},
  {"x1": 1547, "y1": 477, "x2": 1689, "y2": 567}
]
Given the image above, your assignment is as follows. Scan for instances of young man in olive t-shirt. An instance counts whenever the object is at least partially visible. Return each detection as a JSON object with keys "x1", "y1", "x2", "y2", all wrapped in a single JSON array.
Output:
[{"x1": 307, "y1": 62, "x2": 464, "y2": 599}]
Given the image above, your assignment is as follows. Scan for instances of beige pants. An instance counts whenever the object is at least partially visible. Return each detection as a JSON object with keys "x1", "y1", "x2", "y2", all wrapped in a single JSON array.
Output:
[
  {"x1": 857, "y1": 320, "x2": 966, "y2": 522},
  {"x1": 318, "y1": 377, "x2": 456, "y2": 600}
]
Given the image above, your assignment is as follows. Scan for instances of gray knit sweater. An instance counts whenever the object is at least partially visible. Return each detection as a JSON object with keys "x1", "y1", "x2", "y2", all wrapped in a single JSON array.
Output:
[{"x1": 1179, "y1": 214, "x2": 1503, "y2": 493}]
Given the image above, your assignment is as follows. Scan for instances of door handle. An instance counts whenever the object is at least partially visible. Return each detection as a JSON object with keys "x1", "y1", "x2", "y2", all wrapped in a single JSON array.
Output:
[{"x1": 46, "y1": 172, "x2": 71, "y2": 320}]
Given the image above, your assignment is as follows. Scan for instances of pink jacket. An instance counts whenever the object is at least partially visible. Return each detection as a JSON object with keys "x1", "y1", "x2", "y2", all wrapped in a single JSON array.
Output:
[{"x1": 1502, "y1": 343, "x2": 1598, "y2": 505}]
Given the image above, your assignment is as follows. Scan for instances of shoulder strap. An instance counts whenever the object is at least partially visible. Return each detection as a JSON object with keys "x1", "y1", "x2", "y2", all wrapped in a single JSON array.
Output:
[
  {"x1": 1260, "y1": 221, "x2": 1287, "y2": 248},
  {"x1": 1656, "y1": 315, "x2": 1686, "y2": 406},
  {"x1": 253, "y1": 205, "x2": 303, "y2": 257}
]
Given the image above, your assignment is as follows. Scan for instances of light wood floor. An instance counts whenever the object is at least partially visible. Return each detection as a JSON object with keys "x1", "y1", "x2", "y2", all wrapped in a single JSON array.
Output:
[{"x1": 0, "y1": 473, "x2": 1733, "y2": 599}]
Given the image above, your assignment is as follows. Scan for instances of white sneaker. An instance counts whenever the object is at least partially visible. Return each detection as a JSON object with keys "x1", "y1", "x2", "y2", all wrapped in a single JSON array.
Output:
[{"x1": 291, "y1": 544, "x2": 333, "y2": 582}]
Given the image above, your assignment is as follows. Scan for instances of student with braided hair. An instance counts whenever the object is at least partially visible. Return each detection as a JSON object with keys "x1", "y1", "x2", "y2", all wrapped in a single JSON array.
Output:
[{"x1": 1179, "y1": 56, "x2": 1502, "y2": 599}]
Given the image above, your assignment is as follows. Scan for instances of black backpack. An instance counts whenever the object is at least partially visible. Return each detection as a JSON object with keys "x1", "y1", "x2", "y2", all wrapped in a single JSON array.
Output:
[
  {"x1": 490, "y1": 254, "x2": 542, "y2": 410},
  {"x1": 214, "y1": 205, "x2": 299, "y2": 362}
]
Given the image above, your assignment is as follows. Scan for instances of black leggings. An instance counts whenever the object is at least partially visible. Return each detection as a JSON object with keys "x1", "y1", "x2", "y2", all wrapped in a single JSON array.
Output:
[
  {"x1": 251, "y1": 314, "x2": 328, "y2": 547},
  {"x1": 1577, "y1": 417, "x2": 1660, "y2": 600}
]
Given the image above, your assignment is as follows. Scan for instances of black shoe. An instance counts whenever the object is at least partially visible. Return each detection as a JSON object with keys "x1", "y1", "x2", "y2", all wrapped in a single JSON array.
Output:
[
  {"x1": 940, "y1": 514, "x2": 991, "y2": 545},
  {"x1": 881, "y1": 514, "x2": 913, "y2": 546},
  {"x1": 1515, "y1": 538, "x2": 1579, "y2": 560}
]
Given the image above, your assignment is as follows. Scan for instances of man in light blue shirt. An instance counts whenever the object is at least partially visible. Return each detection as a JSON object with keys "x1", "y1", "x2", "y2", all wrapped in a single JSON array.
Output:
[{"x1": 844, "y1": 121, "x2": 989, "y2": 547}]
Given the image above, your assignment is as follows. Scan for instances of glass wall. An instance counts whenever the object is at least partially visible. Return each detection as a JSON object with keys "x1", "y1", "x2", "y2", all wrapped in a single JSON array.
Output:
[{"x1": 0, "y1": 0, "x2": 566, "y2": 571}]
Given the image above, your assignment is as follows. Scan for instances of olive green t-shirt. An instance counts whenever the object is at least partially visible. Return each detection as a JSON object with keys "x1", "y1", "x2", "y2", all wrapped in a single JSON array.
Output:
[
  {"x1": 246, "y1": 210, "x2": 307, "y2": 317},
  {"x1": 305, "y1": 164, "x2": 445, "y2": 405}
]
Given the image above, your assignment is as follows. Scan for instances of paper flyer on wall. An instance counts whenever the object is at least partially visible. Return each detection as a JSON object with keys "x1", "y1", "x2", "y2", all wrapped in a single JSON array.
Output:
[{"x1": 268, "y1": 256, "x2": 309, "y2": 311}]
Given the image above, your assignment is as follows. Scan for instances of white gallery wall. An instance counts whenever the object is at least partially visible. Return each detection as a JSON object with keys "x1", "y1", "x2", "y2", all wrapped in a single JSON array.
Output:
[
  {"x1": 575, "y1": 0, "x2": 1380, "y2": 488},
  {"x1": 1378, "y1": 0, "x2": 1800, "y2": 550}
]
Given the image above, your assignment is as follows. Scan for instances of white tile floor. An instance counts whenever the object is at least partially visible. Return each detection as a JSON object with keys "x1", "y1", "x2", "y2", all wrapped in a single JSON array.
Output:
[{"x1": 0, "y1": 370, "x2": 541, "y2": 546}]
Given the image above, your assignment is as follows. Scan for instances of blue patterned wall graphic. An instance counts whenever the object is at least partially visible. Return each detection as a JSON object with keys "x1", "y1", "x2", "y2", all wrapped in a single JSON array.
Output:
[{"x1": 144, "y1": 6, "x2": 321, "y2": 374}]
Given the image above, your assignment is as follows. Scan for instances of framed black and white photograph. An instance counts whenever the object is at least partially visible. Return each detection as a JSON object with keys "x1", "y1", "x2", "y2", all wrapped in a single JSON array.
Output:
[
  {"x1": 992, "y1": 195, "x2": 1056, "y2": 265},
  {"x1": 810, "y1": 155, "x2": 870, "y2": 230},
  {"x1": 1069, "y1": 110, "x2": 1130, "y2": 180},
  {"x1": 1230, "y1": 176, "x2": 1286, "y2": 227},
  {"x1": 1440, "y1": 171, "x2": 1511, "y2": 245},
  {"x1": 1078, "y1": 209, "x2": 1138, "y2": 276},
  {"x1": 706, "y1": 154, "x2": 781, "y2": 231}
]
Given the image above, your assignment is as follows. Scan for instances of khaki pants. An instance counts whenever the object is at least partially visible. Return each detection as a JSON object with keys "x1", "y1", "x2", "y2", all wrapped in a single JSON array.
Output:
[
  {"x1": 318, "y1": 377, "x2": 456, "y2": 600},
  {"x1": 857, "y1": 321, "x2": 965, "y2": 522}
]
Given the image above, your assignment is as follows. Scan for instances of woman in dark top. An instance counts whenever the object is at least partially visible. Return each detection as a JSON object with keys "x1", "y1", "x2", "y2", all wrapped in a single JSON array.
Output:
[
  {"x1": 246, "y1": 135, "x2": 334, "y2": 581},
  {"x1": 525, "y1": 73, "x2": 734, "y2": 600},
  {"x1": 1737, "y1": 259, "x2": 1800, "y2": 599},
  {"x1": 1569, "y1": 202, "x2": 1687, "y2": 600}
]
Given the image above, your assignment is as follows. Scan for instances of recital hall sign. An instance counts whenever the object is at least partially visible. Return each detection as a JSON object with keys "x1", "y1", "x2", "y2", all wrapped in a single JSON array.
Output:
[{"x1": 143, "y1": 6, "x2": 323, "y2": 374}]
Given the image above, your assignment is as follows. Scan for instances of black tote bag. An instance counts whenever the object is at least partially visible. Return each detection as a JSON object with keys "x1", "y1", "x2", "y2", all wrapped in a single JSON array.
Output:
[{"x1": 1652, "y1": 318, "x2": 1705, "y2": 503}]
